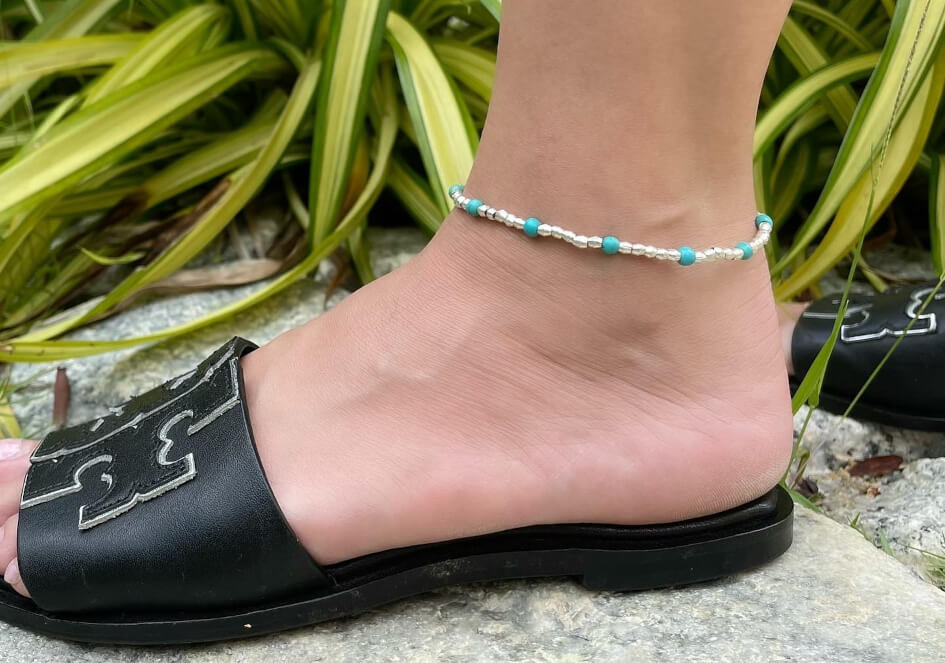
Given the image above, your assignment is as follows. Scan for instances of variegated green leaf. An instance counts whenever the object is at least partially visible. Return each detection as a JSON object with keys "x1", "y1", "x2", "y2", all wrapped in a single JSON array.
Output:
[
  {"x1": 309, "y1": 0, "x2": 391, "y2": 243},
  {"x1": 754, "y1": 52, "x2": 879, "y2": 160},
  {"x1": 387, "y1": 11, "x2": 477, "y2": 214},
  {"x1": 0, "y1": 0, "x2": 127, "y2": 119},
  {"x1": 387, "y1": 157, "x2": 441, "y2": 234},
  {"x1": 83, "y1": 4, "x2": 232, "y2": 106},
  {"x1": 480, "y1": 0, "x2": 501, "y2": 22},
  {"x1": 777, "y1": 16, "x2": 861, "y2": 129},
  {"x1": 776, "y1": 47, "x2": 945, "y2": 299},
  {"x1": 432, "y1": 39, "x2": 496, "y2": 101},
  {"x1": 0, "y1": 45, "x2": 285, "y2": 222},
  {"x1": 2, "y1": 66, "x2": 399, "y2": 362},
  {"x1": 774, "y1": 0, "x2": 945, "y2": 274},
  {"x1": 12, "y1": 55, "x2": 319, "y2": 343},
  {"x1": 0, "y1": 35, "x2": 142, "y2": 89},
  {"x1": 931, "y1": 153, "x2": 945, "y2": 276}
]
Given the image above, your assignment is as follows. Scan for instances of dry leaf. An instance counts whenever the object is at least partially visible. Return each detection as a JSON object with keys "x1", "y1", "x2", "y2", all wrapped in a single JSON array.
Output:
[{"x1": 848, "y1": 455, "x2": 903, "y2": 477}]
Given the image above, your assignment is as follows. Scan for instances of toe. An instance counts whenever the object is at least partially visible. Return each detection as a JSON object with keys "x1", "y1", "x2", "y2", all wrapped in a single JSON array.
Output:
[
  {"x1": 0, "y1": 440, "x2": 37, "y2": 600},
  {"x1": 0, "y1": 439, "x2": 37, "y2": 519},
  {"x1": 0, "y1": 514, "x2": 28, "y2": 597}
]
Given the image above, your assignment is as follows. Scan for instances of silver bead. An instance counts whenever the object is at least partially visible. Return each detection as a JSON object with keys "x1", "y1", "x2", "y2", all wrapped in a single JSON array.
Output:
[
  {"x1": 727, "y1": 248, "x2": 739, "y2": 260},
  {"x1": 631, "y1": 243, "x2": 646, "y2": 256},
  {"x1": 733, "y1": 248, "x2": 744, "y2": 260},
  {"x1": 572, "y1": 234, "x2": 589, "y2": 248},
  {"x1": 477, "y1": 205, "x2": 489, "y2": 217},
  {"x1": 667, "y1": 249, "x2": 681, "y2": 261},
  {"x1": 503, "y1": 214, "x2": 516, "y2": 227},
  {"x1": 695, "y1": 251, "x2": 707, "y2": 262},
  {"x1": 618, "y1": 241, "x2": 634, "y2": 254},
  {"x1": 758, "y1": 221, "x2": 773, "y2": 231},
  {"x1": 550, "y1": 225, "x2": 564, "y2": 239},
  {"x1": 587, "y1": 236, "x2": 603, "y2": 249},
  {"x1": 537, "y1": 223, "x2": 553, "y2": 237},
  {"x1": 703, "y1": 248, "x2": 717, "y2": 260},
  {"x1": 644, "y1": 245, "x2": 657, "y2": 258},
  {"x1": 485, "y1": 207, "x2": 497, "y2": 220},
  {"x1": 655, "y1": 248, "x2": 669, "y2": 260},
  {"x1": 496, "y1": 209, "x2": 509, "y2": 222},
  {"x1": 562, "y1": 230, "x2": 576, "y2": 242},
  {"x1": 512, "y1": 216, "x2": 525, "y2": 230}
]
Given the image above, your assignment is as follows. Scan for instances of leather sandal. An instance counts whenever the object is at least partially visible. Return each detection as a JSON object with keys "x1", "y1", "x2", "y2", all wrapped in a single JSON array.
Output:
[
  {"x1": 0, "y1": 338, "x2": 793, "y2": 644},
  {"x1": 791, "y1": 281, "x2": 945, "y2": 430}
]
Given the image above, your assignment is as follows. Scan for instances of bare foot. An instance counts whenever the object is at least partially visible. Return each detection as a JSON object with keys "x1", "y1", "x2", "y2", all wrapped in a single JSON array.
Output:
[{"x1": 0, "y1": 198, "x2": 794, "y2": 600}]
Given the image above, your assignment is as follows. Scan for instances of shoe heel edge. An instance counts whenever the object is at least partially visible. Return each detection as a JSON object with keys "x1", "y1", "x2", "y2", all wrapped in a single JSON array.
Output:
[{"x1": 580, "y1": 517, "x2": 794, "y2": 591}]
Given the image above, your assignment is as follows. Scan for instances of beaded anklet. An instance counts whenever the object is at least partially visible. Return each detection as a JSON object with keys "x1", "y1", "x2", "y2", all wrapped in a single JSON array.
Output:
[{"x1": 449, "y1": 185, "x2": 772, "y2": 266}]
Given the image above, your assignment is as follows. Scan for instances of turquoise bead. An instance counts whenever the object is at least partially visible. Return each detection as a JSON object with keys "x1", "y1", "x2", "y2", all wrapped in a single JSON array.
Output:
[
  {"x1": 465, "y1": 199, "x2": 483, "y2": 215},
  {"x1": 755, "y1": 213, "x2": 773, "y2": 228},
  {"x1": 678, "y1": 246, "x2": 696, "y2": 266},
  {"x1": 523, "y1": 217, "x2": 541, "y2": 237},
  {"x1": 737, "y1": 241, "x2": 753, "y2": 260},
  {"x1": 449, "y1": 184, "x2": 463, "y2": 196},
  {"x1": 602, "y1": 235, "x2": 620, "y2": 255}
]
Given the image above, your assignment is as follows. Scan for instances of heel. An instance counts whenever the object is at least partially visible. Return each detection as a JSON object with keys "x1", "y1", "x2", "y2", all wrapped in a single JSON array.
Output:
[{"x1": 580, "y1": 512, "x2": 793, "y2": 591}]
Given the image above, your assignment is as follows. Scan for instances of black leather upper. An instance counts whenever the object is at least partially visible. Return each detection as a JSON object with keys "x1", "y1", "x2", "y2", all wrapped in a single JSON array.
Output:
[
  {"x1": 17, "y1": 337, "x2": 329, "y2": 614},
  {"x1": 792, "y1": 282, "x2": 945, "y2": 416}
]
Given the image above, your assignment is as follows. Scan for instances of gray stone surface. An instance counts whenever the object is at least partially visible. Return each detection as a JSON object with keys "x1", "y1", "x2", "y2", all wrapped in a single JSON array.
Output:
[
  {"x1": 796, "y1": 407, "x2": 945, "y2": 580},
  {"x1": 6, "y1": 231, "x2": 945, "y2": 660},
  {"x1": 790, "y1": 245, "x2": 945, "y2": 580},
  {"x1": 1, "y1": 508, "x2": 944, "y2": 662},
  {"x1": 818, "y1": 245, "x2": 937, "y2": 294}
]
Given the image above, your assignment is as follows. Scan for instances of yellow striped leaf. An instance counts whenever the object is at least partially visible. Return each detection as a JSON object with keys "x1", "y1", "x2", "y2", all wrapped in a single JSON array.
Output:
[
  {"x1": 309, "y1": 0, "x2": 391, "y2": 243},
  {"x1": 0, "y1": 35, "x2": 142, "y2": 89},
  {"x1": 83, "y1": 4, "x2": 232, "y2": 106},
  {"x1": 12, "y1": 55, "x2": 319, "y2": 343},
  {"x1": 775, "y1": 48, "x2": 945, "y2": 299},
  {"x1": 0, "y1": 45, "x2": 285, "y2": 222},
  {"x1": 0, "y1": 0, "x2": 126, "y2": 118},
  {"x1": 774, "y1": 0, "x2": 945, "y2": 274},
  {"x1": 387, "y1": 11, "x2": 476, "y2": 214},
  {"x1": 1, "y1": 68, "x2": 400, "y2": 362}
]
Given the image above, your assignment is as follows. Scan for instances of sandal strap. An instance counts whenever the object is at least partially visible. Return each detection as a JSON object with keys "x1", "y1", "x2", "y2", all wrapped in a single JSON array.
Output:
[
  {"x1": 791, "y1": 282, "x2": 945, "y2": 415},
  {"x1": 18, "y1": 337, "x2": 330, "y2": 613}
]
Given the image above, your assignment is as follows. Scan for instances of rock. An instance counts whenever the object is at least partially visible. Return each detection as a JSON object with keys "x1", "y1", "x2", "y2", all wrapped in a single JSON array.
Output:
[
  {"x1": 367, "y1": 226, "x2": 429, "y2": 277},
  {"x1": 794, "y1": 405, "x2": 945, "y2": 583},
  {"x1": 798, "y1": 408, "x2": 945, "y2": 582},
  {"x1": 788, "y1": 238, "x2": 945, "y2": 582},
  {"x1": 0, "y1": 507, "x2": 942, "y2": 661},
  {"x1": 815, "y1": 457, "x2": 945, "y2": 566},
  {"x1": 6, "y1": 231, "x2": 945, "y2": 659},
  {"x1": 818, "y1": 244, "x2": 937, "y2": 294},
  {"x1": 797, "y1": 408, "x2": 945, "y2": 476}
]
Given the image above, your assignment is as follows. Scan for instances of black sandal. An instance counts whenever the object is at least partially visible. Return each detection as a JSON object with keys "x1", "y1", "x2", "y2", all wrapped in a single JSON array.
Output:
[
  {"x1": 0, "y1": 338, "x2": 793, "y2": 645},
  {"x1": 791, "y1": 281, "x2": 945, "y2": 431}
]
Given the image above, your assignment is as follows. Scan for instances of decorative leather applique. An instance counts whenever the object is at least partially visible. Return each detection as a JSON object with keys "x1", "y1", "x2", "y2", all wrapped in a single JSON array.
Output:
[
  {"x1": 21, "y1": 341, "x2": 243, "y2": 530},
  {"x1": 801, "y1": 285, "x2": 945, "y2": 344}
]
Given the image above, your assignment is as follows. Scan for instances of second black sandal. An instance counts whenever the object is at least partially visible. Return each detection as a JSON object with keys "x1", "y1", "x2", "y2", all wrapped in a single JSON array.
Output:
[{"x1": 791, "y1": 281, "x2": 945, "y2": 430}]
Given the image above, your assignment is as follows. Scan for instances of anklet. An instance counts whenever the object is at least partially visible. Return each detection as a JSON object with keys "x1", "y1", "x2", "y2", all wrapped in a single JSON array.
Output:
[{"x1": 449, "y1": 185, "x2": 772, "y2": 266}]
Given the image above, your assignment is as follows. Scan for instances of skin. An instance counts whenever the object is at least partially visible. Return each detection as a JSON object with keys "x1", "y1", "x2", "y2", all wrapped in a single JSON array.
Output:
[{"x1": 0, "y1": 0, "x2": 796, "y2": 597}]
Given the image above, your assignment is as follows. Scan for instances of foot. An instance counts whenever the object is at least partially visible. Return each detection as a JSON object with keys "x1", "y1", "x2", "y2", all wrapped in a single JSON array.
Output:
[{"x1": 0, "y1": 200, "x2": 793, "y2": 597}]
